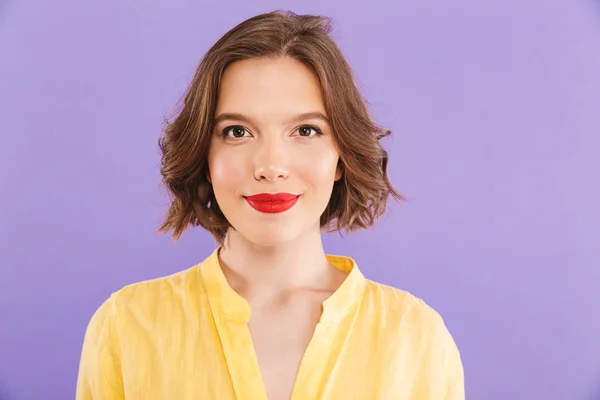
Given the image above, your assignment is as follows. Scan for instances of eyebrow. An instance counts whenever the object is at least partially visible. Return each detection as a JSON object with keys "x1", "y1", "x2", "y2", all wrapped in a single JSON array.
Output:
[{"x1": 213, "y1": 112, "x2": 330, "y2": 126}]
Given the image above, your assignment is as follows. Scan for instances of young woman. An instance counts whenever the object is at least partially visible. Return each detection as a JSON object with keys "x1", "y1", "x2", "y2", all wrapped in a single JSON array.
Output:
[{"x1": 77, "y1": 10, "x2": 464, "y2": 400}]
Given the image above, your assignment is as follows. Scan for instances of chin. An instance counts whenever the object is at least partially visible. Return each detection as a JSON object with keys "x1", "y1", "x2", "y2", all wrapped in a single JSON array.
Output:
[{"x1": 238, "y1": 225, "x2": 302, "y2": 247}]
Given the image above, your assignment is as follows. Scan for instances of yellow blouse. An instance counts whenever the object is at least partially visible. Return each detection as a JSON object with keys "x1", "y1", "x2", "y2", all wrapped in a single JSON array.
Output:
[{"x1": 76, "y1": 248, "x2": 464, "y2": 399}]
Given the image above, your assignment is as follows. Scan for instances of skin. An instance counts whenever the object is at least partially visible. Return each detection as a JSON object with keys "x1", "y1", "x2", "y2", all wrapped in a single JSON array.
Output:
[{"x1": 207, "y1": 56, "x2": 349, "y2": 400}]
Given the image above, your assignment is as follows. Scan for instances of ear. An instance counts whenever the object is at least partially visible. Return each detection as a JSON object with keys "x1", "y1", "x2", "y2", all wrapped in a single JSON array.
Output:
[
  {"x1": 206, "y1": 169, "x2": 212, "y2": 184},
  {"x1": 334, "y1": 160, "x2": 343, "y2": 181}
]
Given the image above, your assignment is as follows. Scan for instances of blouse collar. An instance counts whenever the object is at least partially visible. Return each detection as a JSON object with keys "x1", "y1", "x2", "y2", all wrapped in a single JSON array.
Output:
[{"x1": 200, "y1": 247, "x2": 366, "y2": 324}]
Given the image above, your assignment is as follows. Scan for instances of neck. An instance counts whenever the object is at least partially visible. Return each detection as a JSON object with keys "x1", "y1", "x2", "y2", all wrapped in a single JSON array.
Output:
[{"x1": 217, "y1": 227, "x2": 338, "y2": 296}]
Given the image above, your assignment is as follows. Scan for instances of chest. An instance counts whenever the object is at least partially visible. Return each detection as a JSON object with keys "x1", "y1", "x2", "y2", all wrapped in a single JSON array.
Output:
[
  {"x1": 247, "y1": 296, "x2": 324, "y2": 400},
  {"x1": 118, "y1": 306, "x2": 444, "y2": 400}
]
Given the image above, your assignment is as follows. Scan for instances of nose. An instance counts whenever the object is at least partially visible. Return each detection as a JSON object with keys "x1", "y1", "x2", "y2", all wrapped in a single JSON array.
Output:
[{"x1": 253, "y1": 135, "x2": 290, "y2": 182}]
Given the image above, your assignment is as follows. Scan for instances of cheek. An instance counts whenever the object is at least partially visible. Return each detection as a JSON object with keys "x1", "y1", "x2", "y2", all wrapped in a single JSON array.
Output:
[
  {"x1": 208, "y1": 149, "x2": 246, "y2": 192},
  {"x1": 297, "y1": 146, "x2": 339, "y2": 185}
]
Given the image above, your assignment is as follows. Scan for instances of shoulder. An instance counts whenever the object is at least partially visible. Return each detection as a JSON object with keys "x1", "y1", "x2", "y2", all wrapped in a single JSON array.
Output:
[
  {"x1": 362, "y1": 279, "x2": 463, "y2": 370},
  {"x1": 115, "y1": 263, "x2": 206, "y2": 322},
  {"x1": 86, "y1": 262, "x2": 204, "y2": 332},
  {"x1": 363, "y1": 279, "x2": 445, "y2": 328},
  {"x1": 113, "y1": 264, "x2": 201, "y2": 306},
  {"x1": 361, "y1": 279, "x2": 459, "y2": 352},
  {"x1": 361, "y1": 280, "x2": 464, "y2": 397}
]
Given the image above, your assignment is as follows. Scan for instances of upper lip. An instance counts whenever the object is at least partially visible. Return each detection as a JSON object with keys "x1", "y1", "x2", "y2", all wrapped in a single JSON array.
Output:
[{"x1": 245, "y1": 193, "x2": 299, "y2": 202}]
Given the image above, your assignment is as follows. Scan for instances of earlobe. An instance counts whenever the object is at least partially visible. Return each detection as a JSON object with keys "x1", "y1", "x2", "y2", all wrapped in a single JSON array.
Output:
[
  {"x1": 335, "y1": 162, "x2": 343, "y2": 181},
  {"x1": 206, "y1": 170, "x2": 212, "y2": 184}
]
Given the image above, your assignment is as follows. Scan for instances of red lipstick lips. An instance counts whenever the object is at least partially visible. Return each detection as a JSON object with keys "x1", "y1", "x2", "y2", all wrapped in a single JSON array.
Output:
[{"x1": 245, "y1": 193, "x2": 299, "y2": 214}]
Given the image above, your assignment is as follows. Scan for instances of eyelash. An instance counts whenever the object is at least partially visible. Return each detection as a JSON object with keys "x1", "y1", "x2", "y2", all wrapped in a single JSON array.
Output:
[{"x1": 220, "y1": 125, "x2": 323, "y2": 138}]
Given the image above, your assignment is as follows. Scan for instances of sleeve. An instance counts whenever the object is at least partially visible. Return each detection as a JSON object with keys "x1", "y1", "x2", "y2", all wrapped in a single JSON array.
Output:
[
  {"x1": 76, "y1": 294, "x2": 125, "y2": 400},
  {"x1": 442, "y1": 326, "x2": 465, "y2": 400}
]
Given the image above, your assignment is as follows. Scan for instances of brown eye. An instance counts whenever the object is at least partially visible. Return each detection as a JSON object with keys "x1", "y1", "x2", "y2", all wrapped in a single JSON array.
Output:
[
  {"x1": 223, "y1": 126, "x2": 249, "y2": 138},
  {"x1": 297, "y1": 125, "x2": 320, "y2": 137}
]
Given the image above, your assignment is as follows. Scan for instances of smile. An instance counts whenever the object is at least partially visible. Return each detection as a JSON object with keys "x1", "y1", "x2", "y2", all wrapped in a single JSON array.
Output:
[{"x1": 244, "y1": 193, "x2": 300, "y2": 214}]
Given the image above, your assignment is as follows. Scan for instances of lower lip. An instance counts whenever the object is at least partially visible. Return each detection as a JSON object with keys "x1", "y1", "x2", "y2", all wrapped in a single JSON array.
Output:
[{"x1": 245, "y1": 196, "x2": 299, "y2": 214}]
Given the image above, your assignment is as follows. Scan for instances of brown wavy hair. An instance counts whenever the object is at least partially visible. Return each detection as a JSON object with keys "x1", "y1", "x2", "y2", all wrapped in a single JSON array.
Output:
[{"x1": 157, "y1": 10, "x2": 404, "y2": 244}]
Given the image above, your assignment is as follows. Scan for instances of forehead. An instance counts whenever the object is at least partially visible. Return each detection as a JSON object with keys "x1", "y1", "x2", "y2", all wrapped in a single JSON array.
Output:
[{"x1": 216, "y1": 56, "x2": 326, "y2": 116}]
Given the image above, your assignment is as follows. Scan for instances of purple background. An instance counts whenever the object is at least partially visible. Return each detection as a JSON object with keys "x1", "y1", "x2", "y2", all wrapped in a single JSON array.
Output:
[{"x1": 1, "y1": 1, "x2": 599, "y2": 399}]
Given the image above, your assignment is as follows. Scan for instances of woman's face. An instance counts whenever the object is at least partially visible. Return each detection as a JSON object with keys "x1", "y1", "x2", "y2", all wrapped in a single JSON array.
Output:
[{"x1": 208, "y1": 56, "x2": 342, "y2": 246}]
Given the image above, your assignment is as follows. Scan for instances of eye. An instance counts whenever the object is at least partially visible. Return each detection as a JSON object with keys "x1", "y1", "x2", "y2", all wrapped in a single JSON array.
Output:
[
  {"x1": 296, "y1": 125, "x2": 322, "y2": 137},
  {"x1": 222, "y1": 125, "x2": 250, "y2": 138}
]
